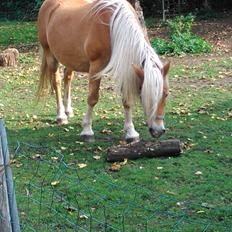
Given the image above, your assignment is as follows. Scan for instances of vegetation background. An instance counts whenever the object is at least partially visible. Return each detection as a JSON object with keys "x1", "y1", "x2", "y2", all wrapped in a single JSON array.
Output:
[{"x1": 1, "y1": 0, "x2": 232, "y2": 20}]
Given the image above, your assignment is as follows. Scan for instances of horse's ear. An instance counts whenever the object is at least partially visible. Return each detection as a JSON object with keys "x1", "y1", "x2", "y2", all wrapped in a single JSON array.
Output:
[
  {"x1": 132, "y1": 64, "x2": 144, "y2": 89},
  {"x1": 163, "y1": 61, "x2": 171, "y2": 78}
]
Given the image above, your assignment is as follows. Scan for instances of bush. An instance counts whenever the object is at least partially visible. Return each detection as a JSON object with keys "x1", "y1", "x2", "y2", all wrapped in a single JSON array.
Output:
[{"x1": 151, "y1": 14, "x2": 212, "y2": 55}]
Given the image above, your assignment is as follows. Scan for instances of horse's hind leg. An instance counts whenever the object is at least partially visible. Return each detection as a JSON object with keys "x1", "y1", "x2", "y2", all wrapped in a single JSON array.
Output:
[
  {"x1": 45, "y1": 50, "x2": 68, "y2": 124},
  {"x1": 63, "y1": 68, "x2": 74, "y2": 118},
  {"x1": 80, "y1": 78, "x2": 101, "y2": 141}
]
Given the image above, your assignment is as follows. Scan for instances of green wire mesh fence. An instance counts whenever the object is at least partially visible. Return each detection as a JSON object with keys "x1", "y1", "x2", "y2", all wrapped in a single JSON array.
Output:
[{"x1": 6, "y1": 139, "x2": 231, "y2": 231}]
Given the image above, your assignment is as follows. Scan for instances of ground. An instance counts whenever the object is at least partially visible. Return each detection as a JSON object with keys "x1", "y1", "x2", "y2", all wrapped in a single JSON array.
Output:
[{"x1": 0, "y1": 13, "x2": 231, "y2": 231}]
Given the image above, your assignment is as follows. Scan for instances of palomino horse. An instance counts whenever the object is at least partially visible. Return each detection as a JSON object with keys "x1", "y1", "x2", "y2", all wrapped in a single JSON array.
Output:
[{"x1": 37, "y1": 0, "x2": 170, "y2": 141}]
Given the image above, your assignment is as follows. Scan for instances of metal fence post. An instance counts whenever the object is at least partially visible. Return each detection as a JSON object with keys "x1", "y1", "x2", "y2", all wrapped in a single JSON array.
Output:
[{"x1": 0, "y1": 119, "x2": 20, "y2": 232}]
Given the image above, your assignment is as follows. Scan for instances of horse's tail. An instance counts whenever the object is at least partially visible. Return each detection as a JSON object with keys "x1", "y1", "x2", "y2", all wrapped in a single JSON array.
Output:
[{"x1": 36, "y1": 46, "x2": 51, "y2": 100}]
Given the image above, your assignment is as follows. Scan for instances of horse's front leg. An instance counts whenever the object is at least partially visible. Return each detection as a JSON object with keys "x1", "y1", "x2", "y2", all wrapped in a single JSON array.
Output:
[
  {"x1": 80, "y1": 79, "x2": 101, "y2": 141},
  {"x1": 123, "y1": 100, "x2": 140, "y2": 142},
  {"x1": 63, "y1": 68, "x2": 74, "y2": 118}
]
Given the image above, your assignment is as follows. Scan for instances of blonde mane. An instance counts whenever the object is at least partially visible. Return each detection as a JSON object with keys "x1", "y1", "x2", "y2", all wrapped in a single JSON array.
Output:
[{"x1": 91, "y1": 0, "x2": 163, "y2": 121}]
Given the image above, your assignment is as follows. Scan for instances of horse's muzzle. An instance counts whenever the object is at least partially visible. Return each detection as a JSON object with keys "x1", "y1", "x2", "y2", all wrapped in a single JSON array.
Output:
[{"x1": 149, "y1": 128, "x2": 166, "y2": 138}]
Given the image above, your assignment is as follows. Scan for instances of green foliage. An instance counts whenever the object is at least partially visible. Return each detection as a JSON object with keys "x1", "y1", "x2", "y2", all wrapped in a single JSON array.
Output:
[
  {"x1": 150, "y1": 38, "x2": 171, "y2": 55},
  {"x1": 145, "y1": 17, "x2": 159, "y2": 28},
  {"x1": 0, "y1": 21, "x2": 37, "y2": 48},
  {"x1": 167, "y1": 14, "x2": 194, "y2": 36},
  {"x1": 151, "y1": 14, "x2": 212, "y2": 55}
]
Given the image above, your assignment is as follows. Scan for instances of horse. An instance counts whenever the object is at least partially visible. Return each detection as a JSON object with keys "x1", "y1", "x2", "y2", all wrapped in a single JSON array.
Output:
[{"x1": 37, "y1": 0, "x2": 170, "y2": 141}]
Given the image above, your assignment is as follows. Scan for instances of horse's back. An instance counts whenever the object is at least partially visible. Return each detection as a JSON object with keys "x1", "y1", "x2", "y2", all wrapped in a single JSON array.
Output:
[{"x1": 38, "y1": 0, "x2": 110, "y2": 71}]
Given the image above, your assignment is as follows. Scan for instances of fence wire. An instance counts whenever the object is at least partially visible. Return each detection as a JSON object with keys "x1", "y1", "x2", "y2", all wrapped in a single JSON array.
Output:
[{"x1": 2, "y1": 140, "x2": 229, "y2": 231}]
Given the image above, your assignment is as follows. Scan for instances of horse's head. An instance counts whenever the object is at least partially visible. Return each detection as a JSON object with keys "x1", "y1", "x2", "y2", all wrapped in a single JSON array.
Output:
[{"x1": 133, "y1": 61, "x2": 170, "y2": 138}]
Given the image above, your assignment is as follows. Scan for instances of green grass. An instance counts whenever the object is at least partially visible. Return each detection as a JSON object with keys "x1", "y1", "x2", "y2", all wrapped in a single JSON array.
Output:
[
  {"x1": 0, "y1": 21, "x2": 37, "y2": 48},
  {"x1": 1, "y1": 51, "x2": 232, "y2": 231},
  {"x1": 170, "y1": 57, "x2": 232, "y2": 80}
]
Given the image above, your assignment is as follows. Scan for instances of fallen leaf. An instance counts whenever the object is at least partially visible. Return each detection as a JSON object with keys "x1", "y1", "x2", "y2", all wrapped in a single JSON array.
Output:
[
  {"x1": 32, "y1": 115, "x2": 38, "y2": 122},
  {"x1": 93, "y1": 155, "x2": 101, "y2": 160},
  {"x1": 79, "y1": 214, "x2": 88, "y2": 219},
  {"x1": 16, "y1": 163, "x2": 23, "y2": 168},
  {"x1": 78, "y1": 163, "x2": 87, "y2": 169},
  {"x1": 97, "y1": 146, "x2": 103, "y2": 151},
  {"x1": 51, "y1": 156, "x2": 59, "y2": 162},
  {"x1": 120, "y1": 159, "x2": 128, "y2": 166},
  {"x1": 48, "y1": 133, "x2": 54, "y2": 138},
  {"x1": 76, "y1": 141, "x2": 84, "y2": 145},
  {"x1": 119, "y1": 140, "x2": 127, "y2": 145},
  {"x1": 167, "y1": 191, "x2": 176, "y2": 195},
  {"x1": 109, "y1": 162, "x2": 121, "y2": 172},
  {"x1": 91, "y1": 207, "x2": 96, "y2": 212},
  {"x1": 196, "y1": 210, "x2": 205, "y2": 214},
  {"x1": 176, "y1": 202, "x2": 184, "y2": 207},
  {"x1": 51, "y1": 181, "x2": 60, "y2": 187},
  {"x1": 195, "y1": 171, "x2": 203, "y2": 176},
  {"x1": 32, "y1": 154, "x2": 42, "y2": 160},
  {"x1": 101, "y1": 129, "x2": 112, "y2": 134}
]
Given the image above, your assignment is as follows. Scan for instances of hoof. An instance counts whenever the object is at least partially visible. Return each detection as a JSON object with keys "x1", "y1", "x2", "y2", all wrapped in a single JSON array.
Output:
[
  {"x1": 57, "y1": 118, "x2": 68, "y2": 125},
  {"x1": 125, "y1": 137, "x2": 140, "y2": 144},
  {"x1": 80, "y1": 135, "x2": 95, "y2": 142},
  {"x1": 65, "y1": 111, "x2": 74, "y2": 118}
]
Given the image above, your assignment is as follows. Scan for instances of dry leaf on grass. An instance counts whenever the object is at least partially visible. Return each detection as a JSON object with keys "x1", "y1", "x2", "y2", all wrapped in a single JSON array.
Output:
[
  {"x1": 195, "y1": 171, "x2": 203, "y2": 176},
  {"x1": 78, "y1": 163, "x2": 87, "y2": 169},
  {"x1": 51, "y1": 156, "x2": 59, "y2": 162},
  {"x1": 109, "y1": 162, "x2": 121, "y2": 172},
  {"x1": 93, "y1": 155, "x2": 101, "y2": 160},
  {"x1": 79, "y1": 214, "x2": 88, "y2": 219},
  {"x1": 51, "y1": 181, "x2": 60, "y2": 187},
  {"x1": 196, "y1": 210, "x2": 205, "y2": 214},
  {"x1": 32, "y1": 154, "x2": 43, "y2": 160},
  {"x1": 109, "y1": 159, "x2": 128, "y2": 172}
]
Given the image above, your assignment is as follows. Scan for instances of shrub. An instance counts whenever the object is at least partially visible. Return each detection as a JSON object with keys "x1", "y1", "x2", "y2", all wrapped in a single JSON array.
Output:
[{"x1": 151, "y1": 14, "x2": 212, "y2": 55}]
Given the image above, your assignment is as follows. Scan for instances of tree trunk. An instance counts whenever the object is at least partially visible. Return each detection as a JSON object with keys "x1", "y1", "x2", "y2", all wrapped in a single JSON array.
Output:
[
  {"x1": 203, "y1": 0, "x2": 211, "y2": 9},
  {"x1": 107, "y1": 139, "x2": 182, "y2": 162},
  {"x1": 127, "y1": 0, "x2": 146, "y2": 32}
]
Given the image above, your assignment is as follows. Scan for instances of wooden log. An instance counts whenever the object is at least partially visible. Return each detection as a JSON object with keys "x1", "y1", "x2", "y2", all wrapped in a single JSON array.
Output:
[
  {"x1": 107, "y1": 139, "x2": 182, "y2": 162},
  {"x1": 0, "y1": 48, "x2": 19, "y2": 67}
]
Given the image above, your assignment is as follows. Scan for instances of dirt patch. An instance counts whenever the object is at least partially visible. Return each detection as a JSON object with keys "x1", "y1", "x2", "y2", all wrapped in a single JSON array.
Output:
[{"x1": 170, "y1": 76, "x2": 232, "y2": 92}]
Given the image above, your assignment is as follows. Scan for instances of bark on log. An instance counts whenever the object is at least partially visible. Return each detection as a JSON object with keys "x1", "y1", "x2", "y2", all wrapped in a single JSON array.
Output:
[
  {"x1": 107, "y1": 139, "x2": 181, "y2": 162},
  {"x1": 0, "y1": 48, "x2": 19, "y2": 67}
]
